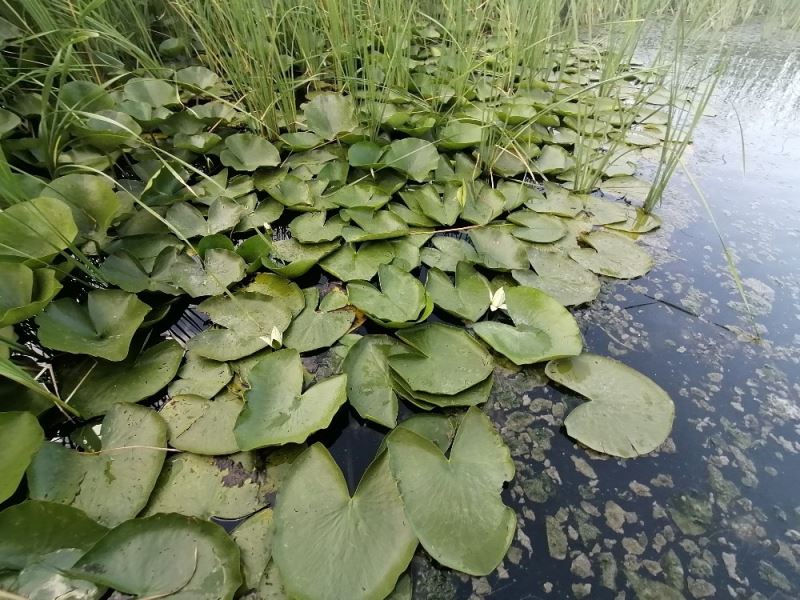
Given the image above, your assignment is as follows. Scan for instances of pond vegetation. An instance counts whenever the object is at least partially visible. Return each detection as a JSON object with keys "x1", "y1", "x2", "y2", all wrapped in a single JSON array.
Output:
[{"x1": 1, "y1": 1, "x2": 799, "y2": 599}]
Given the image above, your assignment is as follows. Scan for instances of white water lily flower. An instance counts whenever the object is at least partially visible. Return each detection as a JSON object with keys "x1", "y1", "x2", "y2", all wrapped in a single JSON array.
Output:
[
  {"x1": 489, "y1": 287, "x2": 507, "y2": 312},
  {"x1": 260, "y1": 326, "x2": 283, "y2": 349}
]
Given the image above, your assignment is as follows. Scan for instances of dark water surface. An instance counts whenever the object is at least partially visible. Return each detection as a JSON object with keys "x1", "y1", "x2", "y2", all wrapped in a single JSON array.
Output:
[{"x1": 368, "y1": 25, "x2": 800, "y2": 600}]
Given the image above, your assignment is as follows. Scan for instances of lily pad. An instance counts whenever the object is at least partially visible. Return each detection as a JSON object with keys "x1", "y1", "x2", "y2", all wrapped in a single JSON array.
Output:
[
  {"x1": 399, "y1": 185, "x2": 460, "y2": 226},
  {"x1": 168, "y1": 351, "x2": 233, "y2": 398},
  {"x1": 569, "y1": 230, "x2": 654, "y2": 278},
  {"x1": 384, "y1": 138, "x2": 439, "y2": 181},
  {"x1": 606, "y1": 206, "x2": 662, "y2": 233},
  {"x1": 73, "y1": 513, "x2": 242, "y2": 600},
  {"x1": 0, "y1": 500, "x2": 108, "y2": 571},
  {"x1": 527, "y1": 182, "x2": 583, "y2": 217},
  {"x1": 347, "y1": 264, "x2": 432, "y2": 328},
  {"x1": 284, "y1": 288, "x2": 355, "y2": 353},
  {"x1": 186, "y1": 329, "x2": 270, "y2": 362},
  {"x1": 438, "y1": 121, "x2": 484, "y2": 150},
  {"x1": 42, "y1": 173, "x2": 121, "y2": 242},
  {"x1": 36, "y1": 289, "x2": 150, "y2": 361},
  {"x1": 507, "y1": 210, "x2": 567, "y2": 243},
  {"x1": 420, "y1": 236, "x2": 478, "y2": 272},
  {"x1": 124, "y1": 77, "x2": 180, "y2": 107},
  {"x1": 289, "y1": 211, "x2": 344, "y2": 243},
  {"x1": 473, "y1": 286, "x2": 582, "y2": 365},
  {"x1": 144, "y1": 452, "x2": 265, "y2": 519},
  {"x1": 0, "y1": 196, "x2": 78, "y2": 261},
  {"x1": 221, "y1": 133, "x2": 281, "y2": 171},
  {"x1": 166, "y1": 198, "x2": 248, "y2": 238},
  {"x1": 545, "y1": 353, "x2": 675, "y2": 457},
  {"x1": 340, "y1": 207, "x2": 409, "y2": 242},
  {"x1": 274, "y1": 445, "x2": 417, "y2": 600},
  {"x1": 59, "y1": 339, "x2": 183, "y2": 418},
  {"x1": 387, "y1": 407, "x2": 515, "y2": 575},
  {"x1": 512, "y1": 248, "x2": 601, "y2": 306},
  {"x1": 262, "y1": 238, "x2": 340, "y2": 278},
  {"x1": 231, "y1": 508, "x2": 275, "y2": 590},
  {"x1": 319, "y1": 241, "x2": 395, "y2": 281},
  {"x1": 0, "y1": 264, "x2": 61, "y2": 327},
  {"x1": 389, "y1": 323, "x2": 493, "y2": 395},
  {"x1": 469, "y1": 226, "x2": 529, "y2": 270},
  {"x1": 342, "y1": 335, "x2": 409, "y2": 428},
  {"x1": 198, "y1": 291, "x2": 293, "y2": 339},
  {"x1": 425, "y1": 262, "x2": 491, "y2": 322},
  {"x1": 169, "y1": 248, "x2": 247, "y2": 297},
  {"x1": 459, "y1": 184, "x2": 505, "y2": 226},
  {"x1": 304, "y1": 93, "x2": 358, "y2": 140},
  {"x1": 0, "y1": 412, "x2": 43, "y2": 503},
  {"x1": 160, "y1": 392, "x2": 242, "y2": 455},
  {"x1": 234, "y1": 349, "x2": 347, "y2": 450},
  {"x1": 27, "y1": 403, "x2": 168, "y2": 527}
]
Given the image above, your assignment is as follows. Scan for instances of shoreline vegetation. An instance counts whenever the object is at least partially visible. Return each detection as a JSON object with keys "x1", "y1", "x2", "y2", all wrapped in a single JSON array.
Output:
[{"x1": 0, "y1": 2, "x2": 798, "y2": 599}]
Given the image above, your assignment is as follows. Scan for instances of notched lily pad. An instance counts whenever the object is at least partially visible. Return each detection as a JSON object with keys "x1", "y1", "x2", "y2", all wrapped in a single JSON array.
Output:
[
  {"x1": 425, "y1": 262, "x2": 491, "y2": 322},
  {"x1": 545, "y1": 353, "x2": 675, "y2": 457},
  {"x1": 347, "y1": 263, "x2": 432, "y2": 328},
  {"x1": 569, "y1": 230, "x2": 654, "y2": 279},
  {"x1": 284, "y1": 287, "x2": 355, "y2": 353}
]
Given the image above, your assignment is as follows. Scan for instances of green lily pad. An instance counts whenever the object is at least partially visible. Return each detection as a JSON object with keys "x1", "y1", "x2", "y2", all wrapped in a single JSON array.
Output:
[
  {"x1": 168, "y1": 351, "x2": 233, "y2": 398},
  {"x1": 581, "y1": 196, "x2": 628, "y2": 226},
  {"x1": 160, "y1": 392, "x2": 242, "y2": 455},
  {"x1": 284, "y1": 288, "x2": 355, "y2": 353},
  {"x1": 392, "y1": 369, "x2": 494, "y2": 409},
  {"x1": 569, "y1": 230, "x2": 654, "y2": 278},
  {"x1": 42, "y1": 173, "x2": 121, "y2": 242},
  {"x1": 527, "y1": 182, "x2": 583, "y2": 217},
  {"x1": 144, "y1": 452, "x2": 265, "y2": 519},
  {"x1": 326, "y1": 182, "x2": 389, "y2": 210},
  {"x1": 274, "y1": 445, "x2": 416, "y2": 600},
  {"x1": 169, "y1": 248, "x2": 246, "y2": 297},
  {"x1": 0, "y1": 196, "x2": 78, "y2": 261},
  {"x1": 384, "y1": 138, "x2": 439, "y2": 181},
  {"x1": 198, "y1": 291, "x2": 293, "y2": 339},
  {"x1": 304, "y1": 93, "x2": 358, "y2": 140},
  {"x1": 341, "y1": 208, "x2": 409, "y2": 242},
  {"x1": 469, "y1": 226, "x2": 529, "y2": 270},
  {"x1": 289, "y1": 211, "x2": 344, "y2": 243},
  {"x1": 389, "y1": 323, "x2": 493, "y2": 395},
  {"x1": 605, "y1": 206, "x2": 662, "y2": 233},
  {"x1": 319, "y1": 241, "x2": 395, "y2": 281},
  {"x1": 27, "y1": 404, "x2": 168, "y2": 527},
  {"x1": 0, "y1": 500, "x2": 108, "y2": 571},
  {"x1": 598, "y1": 175, "x2": 652, "y2": 203},
  {"x1": 387, "y1": 407, "x2": 515, "y2": 575},
  {"x1": 123, "y1": 77, "x2": 180, "y2": 107},
  {"x1": 512, "y1": 248, "x2": 600, "y2": 306},
  {"x1": 262, "y1": 238, "x2": 340, "y2": 278},
  {"x1": 0, "y1": 264, "x2": 61, "y2": 327},
  {"x1": 473, "y1": 286, "x2": 582, "y2": 365},
  {"x1": 533, "y1": 144, "x2": 574, "y2": 174},
  {"x1": 0, "y1": 411, "x2": 43, "y2": 502},
  {"x1": 281, "y1": 131, "x2": 324, "y2": 151},
  {"x1": 58, "y1": 339, "x2": 183, "y2": 418},
  {"x1": 347, "y1": 141, "x2": 386, "y2": 167},
  {"x1": 438, "y1": 121, "x2": 484, "y2": 150},
  {"x1": 347, "y1": 264, "x2": 432, "y2": 328},
  {"x1": 176, "y1": 66, "x2": 222, "y2": 90},
  {"x1": 342, "y1": 334, "x2": 409, "y2": 428},
  {"x1": 73, "y1": 513, "x2": 242, "y2": 600},
  {"x1": 459, "y1": 184, "x2": 505, "y2": 226},
  {"x1": 232, "y1": 508, "x2": 275, "y2": 590},
  {"x1": 234, "y1": 349, "x2": 347, "y2": 450},
  {"x1": 36, "y1": 289, "x2": 150, "y2": 361},
  {"x1": 425, "y1": 262, "x2": 491, "y2": 322},
  {"x1": 507, "y1": 210, "x2": 567, "y2": 243},
  {"x1": 399, "y1": 184, "x2": 460, "y2": 226},
  {"x1": 166, "y1": 198, "x2": 248, "y2": 238},
  {"x1": 420, "y1": 236, "x2": 478, "y2": 272},
  {"x1": 221, "y1": 133, "x2": 281, "y2": 171},
  {"x1": 545, "y1": 353, "x2": 675, "y2": 457},
  {"x1": 186, "y1": 329, "x2": 270, "y2": 362}
]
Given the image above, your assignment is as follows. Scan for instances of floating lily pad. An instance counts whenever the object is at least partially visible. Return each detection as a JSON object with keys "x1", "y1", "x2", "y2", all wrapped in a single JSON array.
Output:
[
  {"x1": 459, "y1": 184, "x2": 505, "y2": 225},
  {"x1": 534, "y1": 144, "x2": 574, "y2": 174},
  {"x1": 384, "y1": 138, "x2": 439, "y2": 181},
  {"x1": 425, "y1": 262, "x2": 491, "y2": 322},
  {"x1": 42, "y1": 173, "x2": 121, "y2": 242},
  {"x1": 262, "y1": 238, "x2": 340, "y2": 278},
  {"x1": 438, "y1": 121, "x2": 484, "y2": 150},
  {"x1": 59, "y1": 339, "x2": 183, "y2": 418},
  {"x1": 168, "y1": 351, "x2": 233, "y2": 398},
  {"x1": 606, "y1": 206, "x2": 662, "y2": 233},
  {"x1": 234, "y1": 349, "x2": 347, "y2": 450},
  {"x1": 36, "y1": 289, "x2": 150, "y2": 361},
  {"x1": 392, "y1": 369, "x2": 494, "y2": 409},
  {"x1": 0, "y1": 412, "x2": 43, "y2": 503},
  {"x1": 526, "y1": 182, "x2": 583, "y2": 217},
  {"x1": 28, "y1": 404, "x2": 167, "y2": 527},
  {"x1": 399, "y1": 185, "x2": 460, "y2": 226},
  {"x1": 0, "y1": 196, "x2": 78, "y2": 261},
  {"x1": 0, "y1": 500, "x2": 108, "y2": 571},
  {"x1": 198, "y1": 291, "x2": 293, "y2": 339},
  {"x1": 420, "y1": 236, "x2": 478, "y2": 272},
  {"x1": 545, "y1": 353, "x2": 675, "y2": 457},
  {"x1": 512, "y1": 248, "x2": 601, "y2": 306},
  {"x1": 319, "y1": 242, "x2": 395, "y2": 281},
  {"x1": 144, "y1": 452, "x2": 265, "y2": 519},
  {"x1": 387, "y1": 407, "x2": 515, "y2": 576},
  {"x1": 469, "y1": 226, "x2": 529, "y2": 270},
  {"x1": 123, "y1": 77, "x2": 180, "y2": 107},
  {"x1": 342, "y1": 335, "x2": 409, "y2": 428},
  {"x1": 473, "y1": 286, "x2": 582, "y2": 365},
  {"x1": 166, "y1": 198, "x2": 248, "y2": 238},
  {"x1": 347, "y1": 264, "x2": 432, "y2": 328},
  {"x1": 73, "y1": 513, "x2": 242, "y2": 600},
  {"x1": 160, "y1": 392, "x2": 242, "y2": 455},
  {"x1": 599, "y1": 175, "x2": 652, "y2": 203},
  {"x1": 186, "y1": 329, "x2": 270, "y2": 362},
  {"x1": 507, "y1": 209, "x2": 567, "y2": 243},
  {"x1": 304, "y1": 93, "x2": 358, "y2": 140},
  {"x1": 243, "y1": 273, "x2": 305, "y2": 316},
  {"x1": 221, "y1": 133, "x2": 281, "y2": 171},
  {"x1": 0, "y1": 264, "x2": 61, "y2": 327},
  {"x1": 581, "y1": 195, "x2": 629, "y2": 226},
  {"x1": 274, "y1": 445, "x2": 416, "y2": 600},
  {"x1": 231, "y1": 508, "x2": 275, "y2": 590},
  {"x1": 569, "y1": 230, "x2": 654, "y2": 278},
  {"x1": 289, "y1": 211, "x2": 344, "y2": 243},
  {"x1": 284, "y1": 288, "x2": 355, "y2": 353},
  {"x1": 389, "y1": 323, "x2": 493, "y2": 395},
  {"x1": 169, "y1": 248, "x2": 247, "y2": 297}
]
